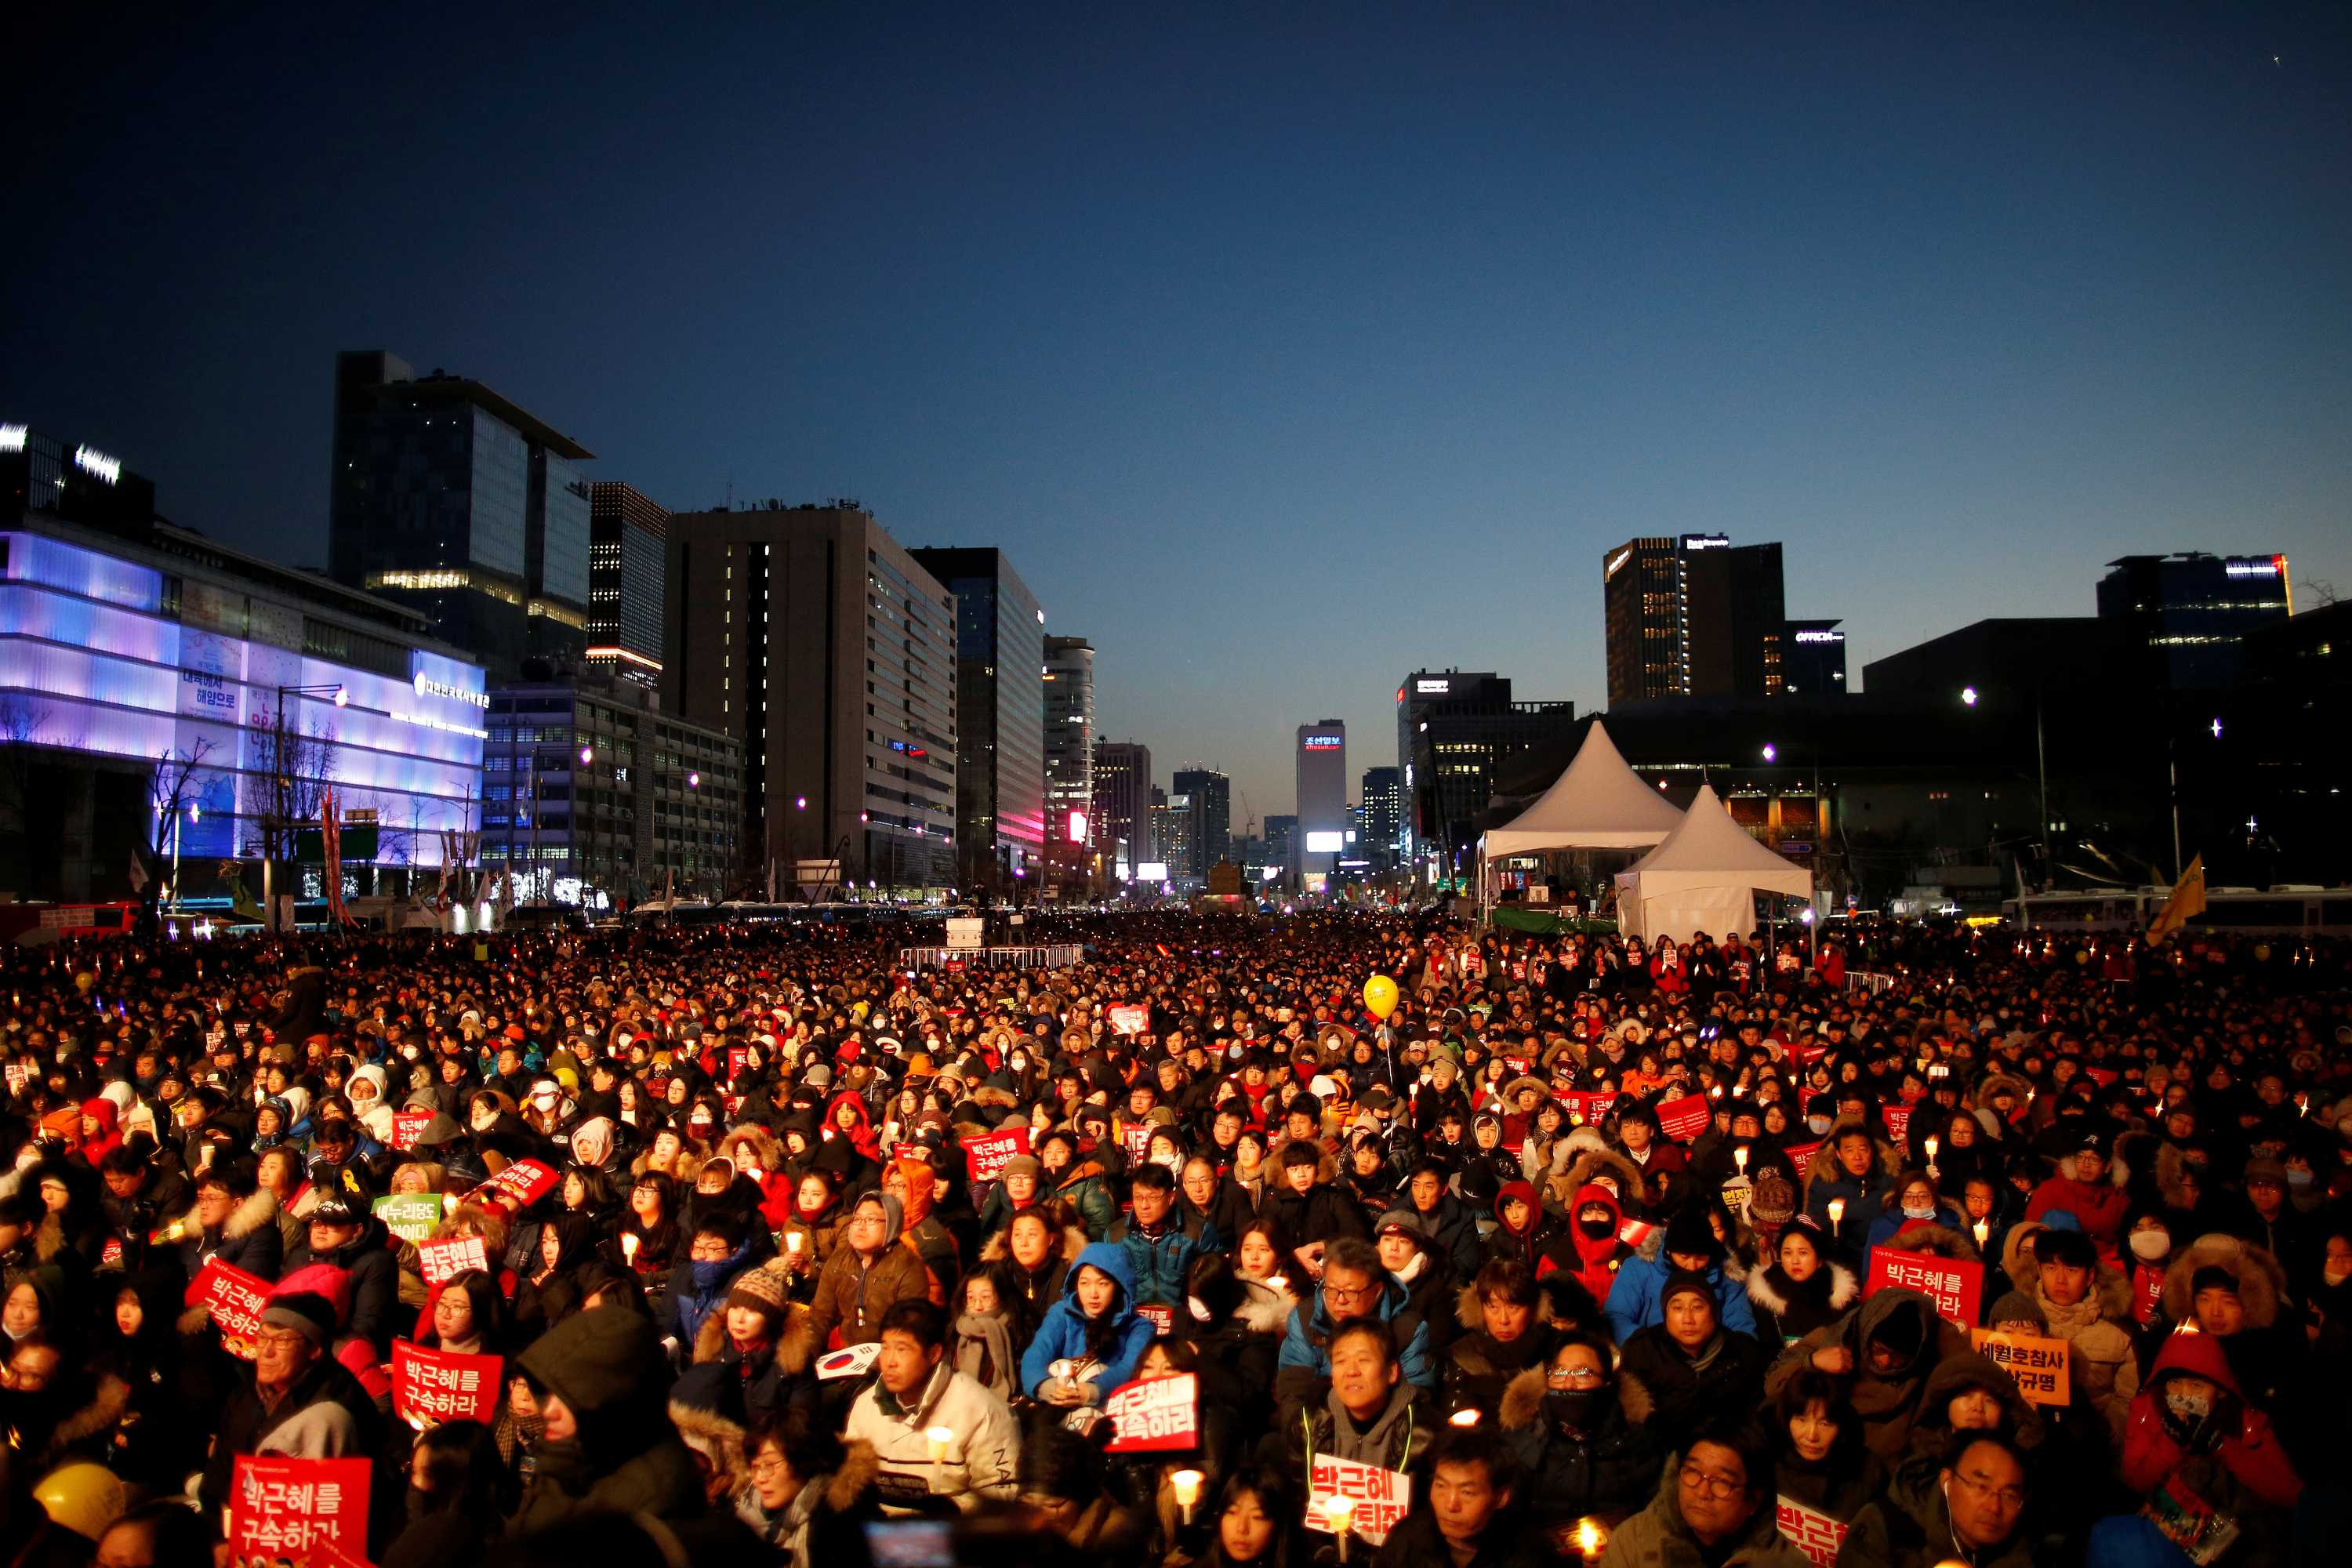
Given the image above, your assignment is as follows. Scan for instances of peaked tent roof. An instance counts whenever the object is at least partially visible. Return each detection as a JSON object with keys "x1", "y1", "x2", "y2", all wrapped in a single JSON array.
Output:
[
  {"x1": 1480, "y1": 719, "x2": 1686, "y2": 857},
  {"x1": 1617, "y1": 783, "x2": 1813, "y2": 888}
]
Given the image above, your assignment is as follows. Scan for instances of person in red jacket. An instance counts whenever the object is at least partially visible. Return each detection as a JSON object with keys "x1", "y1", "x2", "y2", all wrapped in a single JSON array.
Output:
[
  {"x1": 2099, "y1": 1324, "x2": 2302, "y2": 1565},
  {"x1": 1550, "y1": 1179, "x2": 1631, "y2": 1305},
  {"x1": 2024, "y1": 1127, "x2": 2131, "y2": 1258}
]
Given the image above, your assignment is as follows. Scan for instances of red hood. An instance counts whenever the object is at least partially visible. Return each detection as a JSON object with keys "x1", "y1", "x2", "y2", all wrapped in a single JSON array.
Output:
[
  {"x1": 1567, "y1": 1181, "x2": 1624, "y2": 1265},
  {"x1": 2147, "y1": 1326, "x2": 2244, "y2": 1396}
]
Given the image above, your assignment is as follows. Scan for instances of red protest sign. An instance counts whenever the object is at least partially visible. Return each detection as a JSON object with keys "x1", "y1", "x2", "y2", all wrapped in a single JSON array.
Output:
[
  {"x1": 1865, "y1": 1245, "x2": 1983, "y2": 1330},
  {"x1": 1102, "y1": 1372, "x2": 1197, "y2": 1452},
  {"x1": 194, "y1": 1259, "x2": 272, "y2": 1359},
  {"x1": 1881, "y1": 1104, "x2": 1914, "y2": 1145},
  {"x1": 1656, "y1": 1094, "x2": 1711, "y2": 1142},
  {"x1": 1305, "y1": 1456, "x2": 1411, "y2": 1545},
  {"x1": 230, "y1": 1454, "x2": 372, "y2": 1567},
  {"x1": 1107, "y1": 1005, "x2": 1149, "y2": 1036},
  {"x1": 1559, "y1": 1090, "x2": 1618, "y2": 1127},
  {"x1": 726, "y1": 1045, "x2": 749, "y2": 1080},
  {"x1": 418, "y1": 1235, "x2": 489, "y2": 1286},
  {"x1": 474, "y1": 1158, "x2": 557, "y2": 1210},
  {"x1": 393, "y1": 1340, "x2": 503, "y2": 1428},
  {"x1": 389, "y1": 1109, "x2": 437, "y2": 1152},
  {"x1": 1122, "y1": 1123, "x2": 1152, "y2": 1163},
  {"x1": 1775, "y1": 1494, "x2": 1849, "y2": 1568},
  {"x1": 1782, "y1": 1141, "x2": 1824, "y2": 1179},
  {"x1": 961, "y1": 1130, "x2": 1025, "y2": 1184},
  {"x1": 1137, "y1": 1303, "x2": 1174, "y2": 1338}
]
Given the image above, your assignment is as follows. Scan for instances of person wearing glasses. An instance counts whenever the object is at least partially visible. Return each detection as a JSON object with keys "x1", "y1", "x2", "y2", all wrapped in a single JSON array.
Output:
[
  {"x1": 1272, "y1": 1236, "x2": 1437, "y2": 1417},
  {"x1": 1599, "y1": 1417, "x2": 1811, "y2": 1567},
  {"x1": 1835, "y1": 1431, "x2": 2034, "y2": 1568},
  {"x1": 1495, "y1": 1330, "x2": 1660, "y2": 1543}
]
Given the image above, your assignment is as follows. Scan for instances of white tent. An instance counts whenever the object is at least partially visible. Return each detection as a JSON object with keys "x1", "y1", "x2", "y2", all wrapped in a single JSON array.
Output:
[
  {"x1": 1479, "y1": 720, "x2": 1686, "y2": 859},
  {"x1": 1613, "y1": 783, "x2": 1812, "y2": 944}
]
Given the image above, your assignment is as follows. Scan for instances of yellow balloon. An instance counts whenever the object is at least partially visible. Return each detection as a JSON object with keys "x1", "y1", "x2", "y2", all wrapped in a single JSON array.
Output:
[{"x1": 1363, "y1": 975, "x2": 1399, "y2": 1020}]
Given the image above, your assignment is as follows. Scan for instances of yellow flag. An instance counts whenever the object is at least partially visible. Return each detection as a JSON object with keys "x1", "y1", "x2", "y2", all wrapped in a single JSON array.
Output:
[{"x1": 2147, "y1": 855, "x2": 2206, "y2": 946}]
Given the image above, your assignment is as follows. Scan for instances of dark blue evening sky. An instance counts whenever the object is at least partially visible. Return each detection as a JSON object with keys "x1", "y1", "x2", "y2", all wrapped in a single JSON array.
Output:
[{"x1": 5, "y1": 3, "x2": 2347, "y2": 819}]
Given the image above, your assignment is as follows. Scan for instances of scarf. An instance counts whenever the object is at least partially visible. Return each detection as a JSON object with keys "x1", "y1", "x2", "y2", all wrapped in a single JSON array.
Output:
[{"x1": 953, "y1": 1312, "x2": 1019, "y2": 1401}]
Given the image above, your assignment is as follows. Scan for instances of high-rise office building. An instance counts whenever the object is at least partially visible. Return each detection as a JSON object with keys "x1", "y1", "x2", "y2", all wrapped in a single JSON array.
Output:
[
  {"x1": 1091, "y1": 740, "x2": 1151, "y2": 879},
  {"x1": 1042, "y1": 636, "x2": 1094, "y2": 880},
  {"x1": 1295, "y1": 720, "x2": 1347, "y2": 882},
  {"x1": 586, "y1": 483, "x2": 669, "y2": 689},
  {"x1": 1783, "y1": 619, "x2": 1848, "y2": 697},
  {"x1": 1360, "y1": 766, "x2": 1403, "y2": 861},
  {"x1": 2097, "y1": 553, "x2": 2292, "y2": 690},
  {"x1": 484, "y1": 668, "x2": 740, "y2": 904},
  {"x1": 328, "y1": 350, "x2": 593, "y2": 679},
  {"x1": 1170, "y1": 765, "x2": 1231, "y2": 873},
  {"x1": 1155, "y1": 792, "x2": 1199, "y2": 880},
  {"x1": 663, "y1": 503, "x2": 958, "y2": 891},
  {"x1": 1262, "y1": 815, "x2": 1298, "y2": 882},
  {"x1": 907, "y1": 548, "x2": 1047, "y2": 893},
  {"x1": 1602, "y1": 535, "x2": 1788, "y2": 704},
  {"x1": 1395, "y1": 672, "x2": 1576, "y2": 866}
]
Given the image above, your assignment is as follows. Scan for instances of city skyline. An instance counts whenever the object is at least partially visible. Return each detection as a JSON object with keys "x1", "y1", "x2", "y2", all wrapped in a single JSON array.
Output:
[{"x1": 6, "y1": 6, "x2": 2347, "y2": 818}]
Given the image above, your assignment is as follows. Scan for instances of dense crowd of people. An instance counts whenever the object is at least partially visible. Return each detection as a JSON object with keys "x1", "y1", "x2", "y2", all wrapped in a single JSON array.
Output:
[{"x1": 0, "y1": 906, "x2": 2346, "y2": 1568}]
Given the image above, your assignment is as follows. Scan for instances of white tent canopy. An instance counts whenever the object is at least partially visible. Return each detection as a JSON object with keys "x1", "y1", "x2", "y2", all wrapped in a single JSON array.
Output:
[
  {"x1": 1613, "y1": 783, "x2": 1813, "y2": 945},
  {"x1": 1479, "y1": 719, "x2": 1686, "y2": 859}
]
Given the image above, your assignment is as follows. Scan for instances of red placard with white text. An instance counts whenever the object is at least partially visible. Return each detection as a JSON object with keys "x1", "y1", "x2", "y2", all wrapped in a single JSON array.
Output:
[
  {"x1": 1881, "y1": 1104, "x2": 1914, "y2": 1144},
  {"x1": 474, "y1": 1158, "x2": 558, "y2": 1210},
  {"x1": 961, "y1": 1130, "x2": 1025, "y2": 1184},
  {"x1": 389, "y1": 1109, "x2": 437, "y2": 1152},
  {"x1": 393, "y1": 1340, "x2": 503, "y2": 1428},
  {"x1": 1781, "y1": 1141, "x2": 1824, "y2": 1179},
  {"x1": 1656, "y1": 1094, "x2": 1711, "y2": 1142},
  {"x1": 1864, "y1": 1246, "x2": 1982, "y2": 1330},
  {"x1": 194, "y1": 1259, "x2": 272, "y2": 1359},
  {"x1": 230, "y1": 1454, "x2": 372, "y2": 1567},
  {"x1": 1108, "y1": 1005, "x2": 1149, "y2": 1036},
  {"x1": 1775, "y1": 1495, "x2": 1849, "y2": 1568},
  {"x1": 1305, "y1": 1457, "x2": 1411, "y2": 1544},
  {"x1": 418, "y1": 1235, "x2": 489, "y2": 1285},
  {"x1": 1102, "y1": 1372, "x2": 1197, "y2": 1451}
]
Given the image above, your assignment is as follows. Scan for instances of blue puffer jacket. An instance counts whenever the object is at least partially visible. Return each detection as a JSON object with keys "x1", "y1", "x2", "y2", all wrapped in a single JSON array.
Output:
[
  {"x1": 1273, "y1": 1270, "x2": 1436, "y2": 1409},
  {"x1": 1018, "y1": 1242, "x2": 1156, "y2": 1403},
  {"x1": 669, "y1": 1232, "x2": 756, "y2": 1352},
  {"x1": 1602, "y1": 1231, "x2": 1759, "y2": 1344},
  {"x1": 1108, "y1": 1210, "x2": 1219, "y2": 1307}
]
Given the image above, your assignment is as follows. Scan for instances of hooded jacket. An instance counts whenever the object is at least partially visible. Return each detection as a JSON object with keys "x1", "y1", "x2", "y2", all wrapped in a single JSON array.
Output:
[
  {"x1": 508, "y1": 1305, "x2": 705, "y2": 1534},
  {"x1": 279, "y1": 1210, "x2": 399, "y2": 1355},
  {"x1": 804, "y1": 1196, "x2": 931, "y2": 1350},
  {"x1": 2121, "y1": 1324, "x2": 2301, "y2": 1516},
  {"x1": 1275, "y1": 1268, "x2": 1436, "y2": 1410},
  {"x1": 1592, "y1": 1460, "x2": 1814, "y2": 1567},
  {"x1": 179, "y1": 1187, "x2": 285, "y2": 1282},
  {"x1": 1496, "y1": 1363, "x2": 1661, "y2": 1526},
  {"x1": 1603, "y1": 1229, "x2": 1757, "y2": 1344},
  {"x1": 1800, "y1": 1119, "x2": 1901, "y2": 1253},
  {"x1": 1835, "y1": 1451, "x2": 2037, "y2": 1568},
  {"x1": 1998, "y1": 1218, "x2": 2140, "y2": 1439},
  {"x1": 1766, "y1": 1287, "x2": 1972, "y2": 1465},
  {"x1": 1018, "y1": 1240, "x2": 1156, "y2": 1401},
  {"x1": 1744, "y1": 1256, "x2": 1860, "y2": 1348}
]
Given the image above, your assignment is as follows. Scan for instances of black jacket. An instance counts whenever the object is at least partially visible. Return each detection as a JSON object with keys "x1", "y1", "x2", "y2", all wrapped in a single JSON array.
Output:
[
  {"x1": 1494, "y1": 1366, "x2": 1661, "y2": 1529},
  {"x1": 280, "y1": 1212, "x2": 401, "y2": 1353},
  {"x1": 1613, "y1": 1324, "x2": 1769, "y2": 1455}
]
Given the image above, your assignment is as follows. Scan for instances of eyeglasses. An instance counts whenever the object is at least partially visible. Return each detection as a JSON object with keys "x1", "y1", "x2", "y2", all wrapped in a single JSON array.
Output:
[
  {"x1": 1678, "y1": 1465, "x2": 1746, "y2": 1497},
  {"x1": 1952, "y1": 1469, "x2": 2026, "y2": 1508},
  {"x1": 1323, "y1": 1278, "x2": 1377, "y2": 1303},
  {"x1": 1546, "y1": 1365, "x2": 1604, "y2": 1385},
  {"x1": 750, "y1": 1455, "x2": 789, "y2": 1479}
]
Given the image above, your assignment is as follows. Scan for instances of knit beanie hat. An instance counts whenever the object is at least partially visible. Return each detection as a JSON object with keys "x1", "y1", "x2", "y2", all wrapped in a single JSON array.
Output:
[
  {"x1": 1660, "y1": 1269, "x2": 1716, "y2": 1313},
  {"x1": 726, "y1": 1258, "x2": 793, "y2": 1317},
  {"x1": 1663, "y1": 1205, "x2": 1723, "y2": 1262},
  {"x1": 1748, "y1": 1171, "x2": 1796, "y2": 1229},
  {"x1": 260, "y1": 1291, "x2": 338, "y2": 1351},
  {"x1": 1374, "y1": 1208, "x2": 1425, "y2": 1242},
  {"x1": 999, "y1": 1154, "x2": 1043, "y2": 1185}
]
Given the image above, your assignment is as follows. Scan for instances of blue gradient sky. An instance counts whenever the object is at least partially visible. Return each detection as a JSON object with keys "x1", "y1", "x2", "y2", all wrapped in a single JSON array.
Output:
[{"x1": 5, "y1": 4, "x2": 2347, "y2": 820}]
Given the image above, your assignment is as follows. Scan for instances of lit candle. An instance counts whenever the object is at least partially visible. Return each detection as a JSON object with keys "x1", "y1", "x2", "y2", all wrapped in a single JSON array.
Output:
[
  {"x1": 1924, "y1": 1136, "x2": 1939, "y2": 1164},
  {"x1": 619, "y1": 1232, "x2": 639, "y2": 1264},
  {"x1": 1172, "y1": 1468, "x2": 1203, "y2": 1524},
  {"x1": 1733, "y1": 1146, "x2": 1748, "y2": 1176},
  {"x1": 1973, "y1": 1219, "x2": 1990, "y2": 1247},
  {"x1": 1323, "y1": 1496, "x2": 1356, "y2": 1562},
  {"x1": 925, "y1": 1425, "x2": 953, "y2": 1464},
  {"x1": 1574, "y1": 1519, "x2": 1607, "y2": 1563},
  {"x1": 1827, "y1": 1198, "x2": 1846, "y2": 1228},
  {"x1": 1449, "y1": 1408, "x2": 1480, "y2": 1427}
]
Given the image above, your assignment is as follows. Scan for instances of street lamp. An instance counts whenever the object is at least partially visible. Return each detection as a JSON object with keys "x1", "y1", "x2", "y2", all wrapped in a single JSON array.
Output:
[
  {"x1": 1959, "y1": 686, "x2": 1978, "y2": 707},
  {"x1": 1960, "y1": 684, "x2": 2049, "y2": 891}
]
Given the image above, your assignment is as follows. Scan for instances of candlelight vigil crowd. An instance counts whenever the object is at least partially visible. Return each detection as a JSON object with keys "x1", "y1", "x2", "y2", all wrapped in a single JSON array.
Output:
[{"x1": 0, "y1": 911, "x2": 2349, "y2": 1568}]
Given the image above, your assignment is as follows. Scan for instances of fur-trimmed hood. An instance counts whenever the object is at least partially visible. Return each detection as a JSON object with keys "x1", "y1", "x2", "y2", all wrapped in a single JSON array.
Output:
[
  {"x1": 1745, "y1": 1259, "x2": 1859, "y2": 1317},
  {"x1": 691, "y1": 1298, "x2": 816, "y2": 1376},
  {"x1": 1874, "y1": 1221, "x2": 1980, "y2": 1264},
  {"x1": 818, "y1": 1437, "x2": 882, "y2": 1513},
  {"x1": 1557, "y1": 1142, "x2": 1648, "y2": 1208},
  {"x1": 1454, "y1": 1281, "x2": 1555, "y2": 1333},
  {"x1": 979, "y1": 1220, "x2": 1089, "y2": 1267},
  {"x1": 1632, "y1": 1225, "x2": 1748, "y2": 1284},
  {"x1": 1999, "y1": 1219, "x2": 2133, "y2": 1319},
  {"x1": 37, "y1": 1373, "x2": 131, "y2": 1464},
  {"x1": 1231, "y1": 1276, "x2": 1300, "y2": 1336},
  {"x1": 221, "y1": 1187, "x2": 279, "y2": 1242},
  {"x1": 1800, "y1": 1117, "x2": 1900, "y2": 1205},
  {"x1": 669, "y1": 1393, "x2": 749, "y2": 1494},
  {"x1": 1497, "y1": 1363, "x2": 1653, "y2": 1429},
  {"x1": 2161, "y1": 1233, "x2": 2286, "y2": 1330}
]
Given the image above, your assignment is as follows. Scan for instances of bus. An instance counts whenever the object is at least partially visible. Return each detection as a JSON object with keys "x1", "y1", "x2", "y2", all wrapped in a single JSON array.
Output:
[{"x1": 2004, "y1": 887, "x2": 2352, "y2": 938}]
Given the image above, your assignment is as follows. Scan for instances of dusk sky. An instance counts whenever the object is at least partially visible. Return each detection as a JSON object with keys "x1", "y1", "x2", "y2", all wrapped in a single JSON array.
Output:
[{"x1": 6, "y1": 5, "x2": 2347, "y2": 822}]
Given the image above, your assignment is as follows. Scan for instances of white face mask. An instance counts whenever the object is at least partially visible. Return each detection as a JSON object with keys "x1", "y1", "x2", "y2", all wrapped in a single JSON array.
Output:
[
  {"x1": 1902, "y1": 1203, "x2": 1938, "y2": 1221},
  {"x1": 2129, "y1": 1229, "x2": 2171, "y2": 1261},
  {"x1": 1807, "y1": 1116, "x2": 1834, "y2": 1136}
]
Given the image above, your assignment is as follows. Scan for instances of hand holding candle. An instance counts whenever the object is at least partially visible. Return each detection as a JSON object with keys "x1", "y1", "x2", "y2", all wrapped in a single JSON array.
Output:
[{"x1": 1323, "y1": 1496, "x2": 1356, "y2": 1563}]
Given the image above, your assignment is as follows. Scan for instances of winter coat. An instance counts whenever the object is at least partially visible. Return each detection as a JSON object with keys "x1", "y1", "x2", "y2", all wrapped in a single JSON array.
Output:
[
  {"x1": 1271, "y1": 1380, "x2": 1435, "y2": 1499},
  {"x1": 2121, "y1": 1325, "x2": 2302, "y2": 1538},
  {"x1": 508, "y1": 1306, "x2": 706, "y2": 1535},
  {"x1": 200, "y1": 1353, "x2": 389, "y2": 1540},
  {"x1": 1019, "y1": 1240, "x2": 1156, "y2": 1402},
  {"x1": 279, "y1": 1211, "x2": 401, "y2": 1353},
  {"x1": 1861, "y1": 1201, "x2": 1968, "y2": 1275},
  {"x1": 666, "y1": 1231, "x2": 756, "y2": 1352},
  {"x1": 1404, "y1": 1188, "x2": 1485, "y2": 1285},
  {"x1": 1998, "y1": 1218, "x2": 2140, "y2": 1439},
  {"x1": 1765, "y1": 1288, "x2": 1973, "y2": 1466},
  {"x1": 1495, "y1": 1364, "x2": 1661, "y2": 1527},
  {"x1": 1055, "y1": 1155, "x2": 1118, "y2": 1240},
  {"x1": 803, "y1": 1226, "x2": 931, "y2": 1351},
  {"x1": 1440, "y1": 1284, "x2": 1556, "y2": 1414},
  {"x1": 1835, "y1": 1458, "x2": 2036, "y2": 1568},
  {"x1": 1274, "y1": 1269, "x2": 1436, "y2": 1411},
  {"x1": 735, "y1": 1438, "x2": 884, "y2": 1568},
  {"x1": 179, "y1": 1188, "x2": 284, "y2": 1282},
  {"x1": 1614, "y1": 1324, "x2": 1768, "y2": 1455},
  {"x1": 1371, "y1": 1503, "x2": 1552, "y2": 1568},
  {"x1": 1744, "y1": 1259, "x2": 1860, "y2": 1348},
  {"x1": 979, "y1": 1217, "x2": 1089, "y2": 1315},
  {"x1": 843, "y1": 1359, "x2": 1021, "y2": 1513},
  {"x1": 2023, "y1": 1164, "x2": 2129, "y2": 1254},
  {"x1": 1107, "y1": 1208, "x2": 1218, "y2": 1307},
  {"x1": 1799, "y1": 1120, "x2": 1900, "y2": 1256},
  {"x1": 1594, "y1": 1463, "x2": 1813, "y2": 1568},
  {"x1": 1603, "y1": 1230, "x2": 1757, "y2": 1344}
]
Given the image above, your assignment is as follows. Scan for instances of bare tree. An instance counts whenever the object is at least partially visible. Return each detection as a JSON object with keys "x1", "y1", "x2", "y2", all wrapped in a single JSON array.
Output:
[
  {"x1": 2300, "y1": 575, "x2": 2339, "y2": 608},
  {"x1": 244, "y1": 708, "x2": 338, "y2": 862},
  {"x1": 0, "y1": 698, "x2": 54, "y2": 849},
  {"x1": 140, "y1": 738, "x2": 218, "y2": 916}
]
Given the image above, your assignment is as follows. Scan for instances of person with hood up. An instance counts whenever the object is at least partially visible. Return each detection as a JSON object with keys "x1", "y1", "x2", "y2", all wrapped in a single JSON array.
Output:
[
  {"x1": 1605, "y1": 1203, "x2": 1758, "y2": 1344},
  {"x1": 278, "y1": 1194, "x2": 397, "y2": 1356},
  {"x1": 1745, "y1": 1215, "x2": 1858, "y2": 1348},
  {"x1": 878, "y1": 1154, "x2": 959, "y2": 1298},
  {"x1": 1615, "y1": 1271, "x2": 1768, "y2": 1456},
  {"x1": 802, "y1": 1189, "x2": 929, "y2": 1351},
  {"x1": 1766, "y1": 1286, "x2": 1972, "y2": 1465},
  {"x1": 1020, "y1": 1240, "x2": 1156, "y2": 1406},
  {"x1": 1482, "y1": 1178, "x2": 1555, "y2": 1272},
  {"x1": 2158, "y1": 1235, "x2": 2307, "y2": 1459},
  {"x1": 1993, "y1": 1218, "x2": 2140, "y2": 1440},
  {"x1": 1495, "y1": 1329, "x2": 1661, "y2": 1537},
  {"x1": 507, "y1": 1304, "x2": 705, "y2": 1534},
  {"x1": 2095, "y1": 1314, "x2": 2303, "y2": 1567},
  {"x1": 1274, "y1": 1236, "x2": 1438, "y2": 1412},
  {"x1": 666, "y1": 1210, "x2": 759, "y2": 1356}
]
